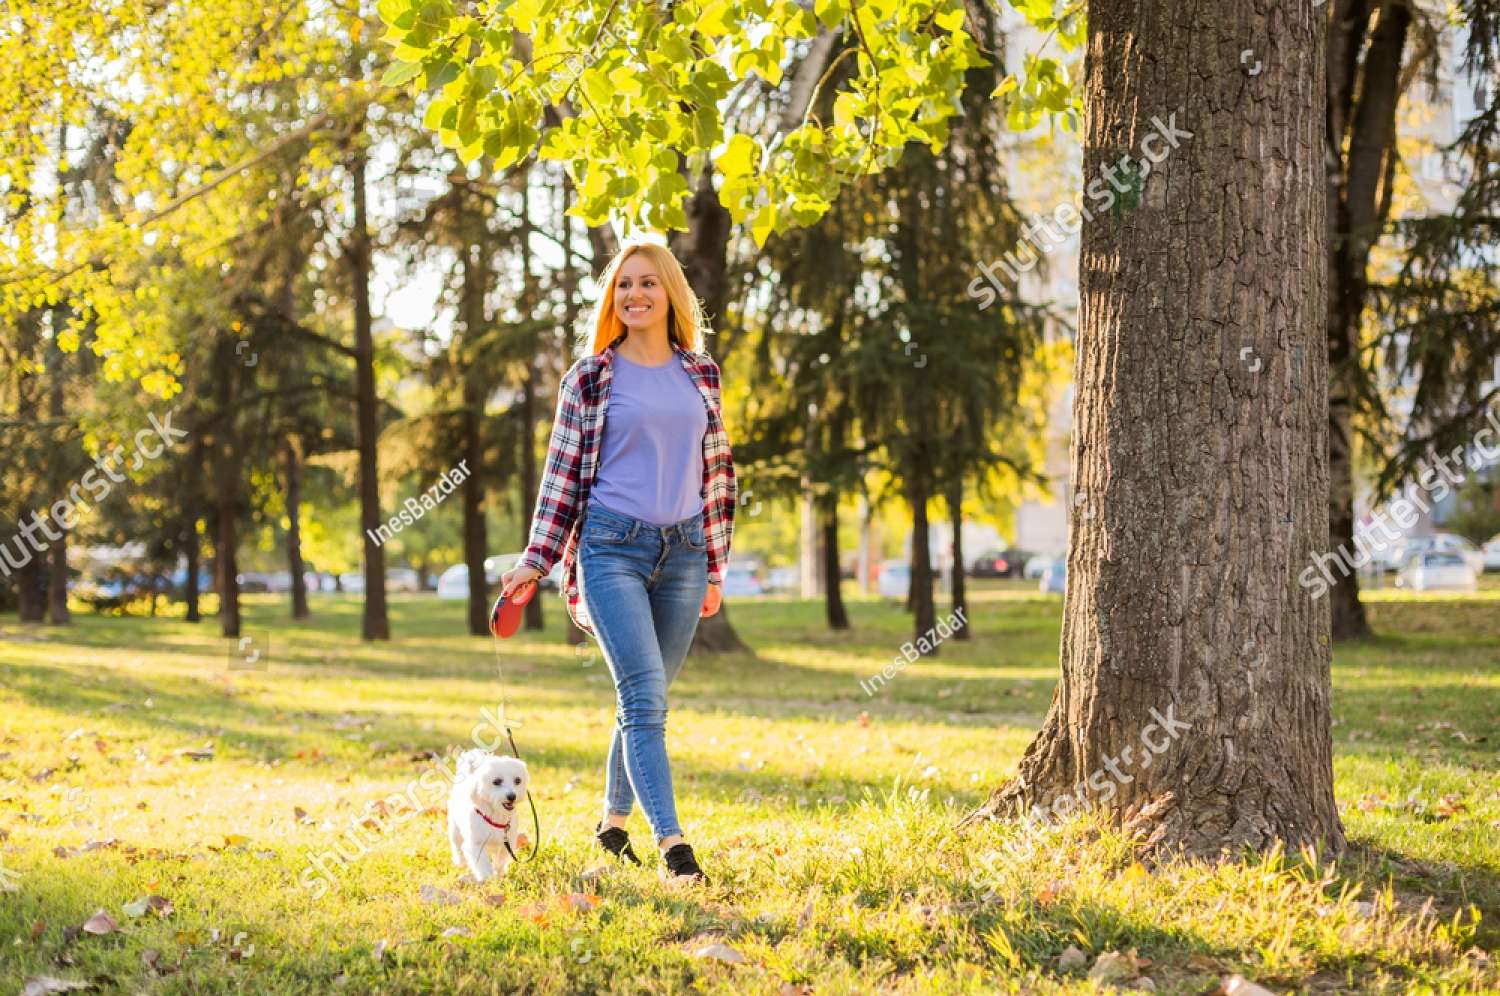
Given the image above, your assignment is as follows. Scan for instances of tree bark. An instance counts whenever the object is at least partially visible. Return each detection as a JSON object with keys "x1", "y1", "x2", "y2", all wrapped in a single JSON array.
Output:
[
  {"x1": 46, "y1": 331, "x2": 69, "y2": 625},
  {"x1": 947, "y1": 478, "x2": 969, "y2": 640},
  {"x1": 183, "y1": 508, "x2": 201, "y2": 623},
  {"x1": 284, "y1": 437, "x2": 310, "y2": 619},
  {"x1": 961, "y1": 0, "x2": 1345, "y2": 859},
  {"x1": 349, "y1": 134, "x2": 389, "y2": 640},
  {"x1": 1325, "y1": 0, "x2": 1408, "y2": 641},
  {"x1": 907, "y1": 467, "x2": 937, "y2": 654},
  {"x1": 456, "y1": 213, "x2": 492, "y2": 639},
  {"x1": 821, "y1": 491, "x2": 848, "y2": 629},
  {"x1": 214, "y1": 340, "x2": 241, "y2": 639},
  {"x1": 16, "y1": 557, "x2": 45, "y2": 623},
  {"x1": 673, "y1": 166, "x2": 746, "y2": 655}
]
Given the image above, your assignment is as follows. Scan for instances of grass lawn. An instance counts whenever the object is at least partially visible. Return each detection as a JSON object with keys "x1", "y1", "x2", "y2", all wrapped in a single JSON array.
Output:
[{"x1": 1, "y1": 587, "x2": 1496, "y2": 994}]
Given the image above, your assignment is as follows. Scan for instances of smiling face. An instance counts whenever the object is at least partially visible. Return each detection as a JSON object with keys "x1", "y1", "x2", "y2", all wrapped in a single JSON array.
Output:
[
  {"x1": 468, "y1": 755, "x2": 528, "y2": 815},
  {"x1": 613, "y1": 252, "x2": 670, "y2": 335}
]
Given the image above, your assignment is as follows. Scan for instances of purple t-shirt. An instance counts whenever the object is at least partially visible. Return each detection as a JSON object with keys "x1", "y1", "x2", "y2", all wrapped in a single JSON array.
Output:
[{"x1": 589, "y1": 352, "x2": 708, "y2": 526}]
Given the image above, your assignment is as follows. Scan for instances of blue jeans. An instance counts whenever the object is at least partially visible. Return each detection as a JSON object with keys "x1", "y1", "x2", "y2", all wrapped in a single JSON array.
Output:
[{"x1": 578, "y1": 496, "x2": 708, "y2": 844}]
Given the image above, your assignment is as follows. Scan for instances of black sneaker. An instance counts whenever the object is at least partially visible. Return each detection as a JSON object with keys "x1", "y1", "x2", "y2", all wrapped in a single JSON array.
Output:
[
  {"x1": 594, "y1": 820, "x2": 642, "y2": 865},
  {"x1": 660, "y1": 842, "x2": 709, "y2": 884}
]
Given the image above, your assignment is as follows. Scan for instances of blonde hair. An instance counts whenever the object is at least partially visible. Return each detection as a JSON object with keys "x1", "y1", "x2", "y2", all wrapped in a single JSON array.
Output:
[{"x1": 575, "y1": 241, "x2": 708, "y2": 359}]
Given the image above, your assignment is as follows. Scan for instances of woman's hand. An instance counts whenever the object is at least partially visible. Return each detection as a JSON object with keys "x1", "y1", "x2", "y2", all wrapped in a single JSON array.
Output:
[
  {"x1": 500, "y1": 565, "x2": 543, "y2": 602},
  {"x1": 700, "y1": 581, "x2": 722, "y2": 618}
]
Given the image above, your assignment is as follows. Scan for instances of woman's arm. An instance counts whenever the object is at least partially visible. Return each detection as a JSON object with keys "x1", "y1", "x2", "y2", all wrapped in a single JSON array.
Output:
[{"x1": 516, "y1": 368, "x2": 586, "y2": 578}]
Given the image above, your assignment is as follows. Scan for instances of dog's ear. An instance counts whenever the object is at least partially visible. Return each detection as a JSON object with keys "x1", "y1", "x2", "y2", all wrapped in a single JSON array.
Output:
[{"x1": 468, "y1": 777, "x2": 486, "y2": 811}]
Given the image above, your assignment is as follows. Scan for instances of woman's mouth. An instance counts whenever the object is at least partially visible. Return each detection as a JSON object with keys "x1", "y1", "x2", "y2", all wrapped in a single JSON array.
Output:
[{"x1": 624, "y1": 304, "x2": 651, "y2": 314}]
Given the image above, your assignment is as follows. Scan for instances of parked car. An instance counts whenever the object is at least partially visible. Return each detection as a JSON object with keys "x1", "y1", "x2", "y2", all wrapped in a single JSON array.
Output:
[
  {"x1": 436, "y1": 557, "x2": 512, "y2": 600},
  {"x1": 168, "y1": 567, "x2": 214, "y2": 593},
  {"x1": 1040, "y1": 559, "x2": 1067, "y2": 595},
  {"x1": 1482, "y1": 534, "x2": 1500, "y2": 573},
  {"x1": 337, "y1": 572, "x2": 367, "y2": 594},
  {"x1": 386, "y1": 568, "x2": 422, "y2": 593},
  {"x1": 1023, "y1": 555, "x2": 1058, "y2": 580},
  {"x1": 1393, "y1": 534, "x2": 1484, "y2": 575},
  {"x1": 1395, "y1": 551, "x2": 1478, "y2": 592},
  {"x1": 766, "y1": 566, "x2": 799, "y2": 593},
  {"x1": 877, "y1": 559, "x2": 910, "y2": 597},
  {"x1": 969, "y1": 549, "x2": 1022, "y2": 578},
  {"x1": 722, "y1": 566, "x2": 765, "y2": 598},
  {"x1": 236, "y1": 571, "x2": 272, "y2": 593}
]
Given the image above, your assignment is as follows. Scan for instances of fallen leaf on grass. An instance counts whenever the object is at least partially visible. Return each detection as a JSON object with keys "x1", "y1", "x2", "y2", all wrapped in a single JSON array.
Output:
[
  {"x1": 563, "y1": 892, "x2": 601, "y2": 913},
  {"x1": 31, "y1": 919, "x2": 46, "y2": 940},
  {"x1": 81, "y1": 910, "x2": 117, "y2": 935},
  {"x1": 515, "y1": 902, "x2": 551, "y2": 926},
  {"x1": 293, "y1": 807, "x2": 312, "y2": 824},
  {"x1": 578, "y1": 864, "x2": 612, "y2": 886},
  {"x1": 21, "y1": 977, "x2": 93, "y2": 995},
  {"x1": 418, "y1": 884, "x2": 460, "y2": 906},
  {"x1": 441, "y1": 926, "x2": 471, "y2": 939},
  {"x1": 797, "y1": 887, "x2": 820, "y2": 930},
  {"x1": 173, "y1": 745, "x2": 215, "y2": 762},
  {"x1": 1057, "y1": 945, "x2": 1087, "y2": 971},
  {"x1": 693, "y1": 942, "x2": 747, "y2": 964},
  {"x1": 122, "y1": 895, "x2": 173, "y2": 919},
  {"x1": 1219, "y1": 976, "x2": 1277, "y2": 996},
  {"x1": 1088, "y1": 950, "x2": 1141, "y2": 984}
]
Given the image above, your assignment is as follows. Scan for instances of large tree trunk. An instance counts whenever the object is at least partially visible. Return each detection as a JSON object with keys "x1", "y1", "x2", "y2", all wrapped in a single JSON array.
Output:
[
  {"x1": 820, "y1": 491, "x2": 848, "y2": 629},
  {"x1": 16, "y1": 556, "x2": 45, "y2": 623},
  {"x1": 462, "y1": 372, "x2": 489, "y2": 638},
  {"x1": 907, "y1": 466, "x2": 937, "y2": 654},
  {"x1": 214, "y1": 341, "x2": 242, "y2": 639},
  {"x1": 673, "y1": 167, "x2": 747, "y2": 655},
  {"x1": 182, "y1": 426, "x2": 203, "y2": 623},
  {"x1": 947, "y1": 478, "x2": 969, "y2": 640},
  {"x1": 349, "y1": 135, "x2": 389, "y2": 641},
  {"x1": 46, "y1": 334, "x2": 69, "y2": 625},
  {"x1": 1325, "y1": 0, "x2": 1408, "y2": 641},
  {"x1": 183, "y1": 508, "x2": 201, "y2": 623},
  {"x1": 961, "y1": 0, "x2": 1345, "y2": 859},
  {"x1": 284, "y1": 438, "x2": 310, "y2": 620}
]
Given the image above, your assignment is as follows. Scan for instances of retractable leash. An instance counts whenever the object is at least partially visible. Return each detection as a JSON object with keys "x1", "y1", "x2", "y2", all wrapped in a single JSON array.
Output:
[{"x1": 488, "y1": 580, "x2": 542, "y2": 864}]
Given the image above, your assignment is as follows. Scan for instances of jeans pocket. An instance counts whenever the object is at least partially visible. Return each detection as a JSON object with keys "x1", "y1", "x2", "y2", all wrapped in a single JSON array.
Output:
[
  {"x1": 683, "y1": 522, "x2": 708, "y2": 551},
  {"x1": 583, "y1": 517, "x2": 632, "y2": 545}
]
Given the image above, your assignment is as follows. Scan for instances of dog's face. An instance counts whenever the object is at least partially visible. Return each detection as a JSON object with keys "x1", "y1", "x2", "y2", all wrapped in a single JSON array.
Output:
[{"x1": 468, "y1": 754, "x2": 529, "y2": 815}]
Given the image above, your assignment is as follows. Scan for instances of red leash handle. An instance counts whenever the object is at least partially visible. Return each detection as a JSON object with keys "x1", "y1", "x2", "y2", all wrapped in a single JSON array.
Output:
[{"x1": 489, "y1": 580, "x2": 537, "y2": 638}]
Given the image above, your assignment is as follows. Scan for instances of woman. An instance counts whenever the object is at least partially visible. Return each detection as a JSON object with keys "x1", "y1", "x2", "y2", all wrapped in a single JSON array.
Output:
[{"x1": 498, "y1": 240, "x2": 737, "y2": 885}]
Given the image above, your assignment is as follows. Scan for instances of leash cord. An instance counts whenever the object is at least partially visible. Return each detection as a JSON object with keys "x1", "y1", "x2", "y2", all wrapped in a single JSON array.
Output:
[{"x1": 492, "y1": 621, "x2": 542, "y2": 863}]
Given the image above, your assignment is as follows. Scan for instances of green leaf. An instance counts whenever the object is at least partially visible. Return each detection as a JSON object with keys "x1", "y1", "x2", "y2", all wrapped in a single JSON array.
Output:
[
  {"x1": 422, "y1": 59, "x2": 460, "y2": 91},
  {"x1": 380, "y1": 60, "x2": 422, "y2": 87}
]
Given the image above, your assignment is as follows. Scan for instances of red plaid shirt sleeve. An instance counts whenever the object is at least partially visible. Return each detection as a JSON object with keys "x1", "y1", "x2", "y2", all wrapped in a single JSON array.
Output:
[
  {"x1": 701, "y1": 356, "x2": 737, "y2": 585},
  {"x1": 517, "y1": 366, "x2": 586, "y2": 577}
]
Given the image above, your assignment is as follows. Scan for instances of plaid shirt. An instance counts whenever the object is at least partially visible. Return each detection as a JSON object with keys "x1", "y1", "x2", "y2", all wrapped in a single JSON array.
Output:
[{"x1": 515, "y1": 332, "x2": 737, "y2": 638}]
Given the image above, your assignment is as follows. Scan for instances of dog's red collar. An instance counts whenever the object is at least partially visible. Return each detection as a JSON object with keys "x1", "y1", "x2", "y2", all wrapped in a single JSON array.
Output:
[{"x1": 475, "y1": 808, "x2": 511, "y2": 830}]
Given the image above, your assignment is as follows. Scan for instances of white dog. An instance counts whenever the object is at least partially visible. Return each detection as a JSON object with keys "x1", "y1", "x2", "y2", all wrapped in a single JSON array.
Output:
[{"x1": 448, "y1": 749, "x2": 529, "y2": 883}]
